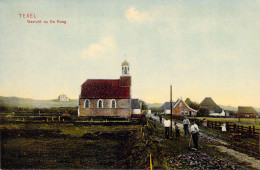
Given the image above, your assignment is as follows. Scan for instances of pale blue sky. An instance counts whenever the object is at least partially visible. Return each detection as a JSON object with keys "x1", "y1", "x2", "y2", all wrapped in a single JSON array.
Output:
[{"x1": 0, "y1": 0, "x2": 259, "y2": 107}]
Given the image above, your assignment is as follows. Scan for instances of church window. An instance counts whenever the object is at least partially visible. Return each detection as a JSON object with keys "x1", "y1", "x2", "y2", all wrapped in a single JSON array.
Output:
[
  {"x1": 111, "y1": 100, "x2": 116, "y2": 108},
  {"x1": 84, "y1": 99, "x2": 90, "y2": 108},
  {"x1": 97, "y1": 99, "x2": 103, "y2": 108}
]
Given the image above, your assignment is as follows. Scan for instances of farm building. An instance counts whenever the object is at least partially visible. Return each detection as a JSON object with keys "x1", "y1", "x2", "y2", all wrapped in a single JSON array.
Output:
[
  {"x1": 238, "y1": 106, "x2": 257, "y2": 118},
  {"x1": 162, "y1": 99, "x2": 197, "y2": 116},
  {"x1": 131, "y1": 98, "x2": 150, "y2": 118},
  {"x1": 199, "y1": 97, "x2": 222, "y2": 114},
  {"x1": 131, "y1": 99, "x2": 142, "y2": 114},
  {"x1": 78, "y1": 60, "x2": 131, "y2": 118},
  {"x1": 58, "y1": 93, "x2": 69, "y2": 102}
]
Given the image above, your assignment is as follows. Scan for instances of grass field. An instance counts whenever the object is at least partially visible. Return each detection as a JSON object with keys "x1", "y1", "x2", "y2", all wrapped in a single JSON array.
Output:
[
  {"x1": 1, "y1": 122, "x2": 147, "y2": 169},
  {"x1": 196, "y1": 117, "x2": 259, "y2": 124},
  {"x1": 1, "y1": 118, "x2": 258, "y2": 169}
]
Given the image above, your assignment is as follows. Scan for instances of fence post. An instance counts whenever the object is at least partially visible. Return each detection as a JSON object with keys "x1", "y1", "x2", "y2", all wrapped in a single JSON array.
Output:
[
  {"x1": 150, "y1": 154, "x2": 153, "y2": 170},
  {"x1": 248, "y1": 126, "x2": 252, "y2": 137},
  {"x1": 58, "y1": 116, "x2": 60, "y2": 122},
  {"x1": 253, "y1": 126, "x2": 255, "y2": 136}
]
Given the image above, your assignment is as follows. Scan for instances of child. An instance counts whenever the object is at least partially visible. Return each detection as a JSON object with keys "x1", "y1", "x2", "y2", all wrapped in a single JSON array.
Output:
[{"x1": 175, "y1": 122, "x2": 180, "y2": 140}]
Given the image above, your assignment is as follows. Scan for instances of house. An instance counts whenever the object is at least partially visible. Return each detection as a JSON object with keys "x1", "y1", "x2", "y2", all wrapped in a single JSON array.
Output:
[
  {"x1": 199, "y1": 97, "x2": 222, "y2": 114},
  {"x1": 131, "y1": 99, "x2": 142, "y2": 114},
  {"x1": 162, "y1": 99, "x2": 197, "y2": 116},
  {"x1": 238, "y1": 106, "x2": 257, "y2": 118},
  {"x1": 131, "y1": 98, "x2": 149, "y2": 118},
  {"x1": 58, "y1": 93, "x2": 69, "y2": 102},
  {"x1": 208, "y1": 110, "x2": 226, "y2": 117},
  {"x1": 78, "y1": 60, "x2": 131, "y2": 118}
]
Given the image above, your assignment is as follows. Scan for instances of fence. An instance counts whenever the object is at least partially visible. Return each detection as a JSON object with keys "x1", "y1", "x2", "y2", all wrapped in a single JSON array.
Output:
[{"x1": 191, "y1": 118, "x2": 260, "y2": 138}]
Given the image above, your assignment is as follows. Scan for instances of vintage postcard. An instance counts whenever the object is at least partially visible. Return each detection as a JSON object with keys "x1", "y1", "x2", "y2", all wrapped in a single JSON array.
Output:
[{"x1": 0, "y1": 0, "x2": 259, "y2": 169}]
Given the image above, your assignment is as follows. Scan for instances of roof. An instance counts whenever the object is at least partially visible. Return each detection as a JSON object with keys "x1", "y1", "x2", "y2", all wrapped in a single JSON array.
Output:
[
  {"x1": 80, "y1": 79, "x2": 130, "y2": 99},
  {"x1": 162, "y1": 99, "x2": 198, "y2": 112},
  {"x1": 199, "y1": 97, "x2": 222, "y2": 113},
  {"x1": 162, "y1": 101, "x2": 176, "y2": 110},
  {"x1": 131, "y1": 99, "x2": 141, "y2": 109},
  {"x1": 238, "y1": 106, "x2": 257, "y2": 114},
  {"x1": 121, "y1": 60, "x2": 130, "y2": 66}
]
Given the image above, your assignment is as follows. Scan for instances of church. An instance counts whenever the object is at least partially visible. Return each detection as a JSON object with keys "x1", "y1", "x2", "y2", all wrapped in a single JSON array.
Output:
[{"x1": 78, "y1": 60, "x2": 131, "y2": 118}]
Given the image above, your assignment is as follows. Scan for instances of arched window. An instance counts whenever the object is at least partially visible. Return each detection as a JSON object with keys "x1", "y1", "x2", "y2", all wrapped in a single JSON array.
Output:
[
  {"x1": 97, "y1": 99, "x2": 103, "y2": 108},
  {"x1": 124, "y1": 67, "x2": 127, "y2": 74},
  {"x1": 111, "y1": 100, "x2": 116, "y2": 108},
  {"x1": 180, "y1": 102, "x2": 183, "y2": 108},
  {"x1": 84, "y1": 99, "x2": 90, "y2": 108}
]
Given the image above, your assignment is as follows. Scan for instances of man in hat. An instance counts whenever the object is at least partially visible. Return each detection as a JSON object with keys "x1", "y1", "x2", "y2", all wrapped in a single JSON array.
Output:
[{"x1": 183, "y1": 116, "x2": 190, "y2": 136}]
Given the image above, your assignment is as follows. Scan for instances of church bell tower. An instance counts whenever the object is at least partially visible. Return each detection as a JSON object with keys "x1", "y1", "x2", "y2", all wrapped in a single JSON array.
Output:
[
  {"x1": 120, "y1": 60, "x2": 131, "y2": 87},
  {"x1": 121, "y1": 59, "x2": 130, "y2": 76}
]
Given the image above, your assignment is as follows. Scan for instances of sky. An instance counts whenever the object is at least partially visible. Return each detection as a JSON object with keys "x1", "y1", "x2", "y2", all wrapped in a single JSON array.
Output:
[{"x1": 0, "y1": 0, "x2": 259, "y2": 107}]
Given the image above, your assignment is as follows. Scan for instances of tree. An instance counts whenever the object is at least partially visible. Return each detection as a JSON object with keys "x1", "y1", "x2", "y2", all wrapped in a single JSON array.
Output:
[
  {"x1": 189, "y1": 102, "x2": 199, "y2": 110},
  {"x1": 197, "y1": 108, "x2": 209, "y2": 117}
]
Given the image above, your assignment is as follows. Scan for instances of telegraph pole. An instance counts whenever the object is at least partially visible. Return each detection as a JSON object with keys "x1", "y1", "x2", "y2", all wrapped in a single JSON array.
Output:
[{"x1": 170, "y1": 85, "x2": 173, "y2": 135}]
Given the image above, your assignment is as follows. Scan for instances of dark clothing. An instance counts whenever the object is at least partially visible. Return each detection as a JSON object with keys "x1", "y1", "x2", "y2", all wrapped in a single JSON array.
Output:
[
  {"x1": 165, "y1": 127, "x2": 170, "y2": 139},
  {"x1": 175, "y1": 129, "x2": 180, "y2": 139},
  {"x1": 184, "y1": 124, "x2": 190, "y2": 135},
  {"x1": 192, "y1": 132, "x2": 199, "y2": 149},
  {"x1": 175, "y1": 125, "x2": 180, "y2": 139}
]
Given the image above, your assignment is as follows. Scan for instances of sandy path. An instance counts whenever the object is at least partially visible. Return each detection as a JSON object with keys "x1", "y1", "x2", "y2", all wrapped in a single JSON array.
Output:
[{"x1": 147, "y1": 113, "x2": 260, "y2": 169}]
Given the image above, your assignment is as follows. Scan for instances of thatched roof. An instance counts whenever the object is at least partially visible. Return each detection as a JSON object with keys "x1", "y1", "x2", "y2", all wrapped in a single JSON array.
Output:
[
  {"x1": 238, "y1": 106, "x2": 257, "y2": 114},
  {"x1": 199, "y1": 97, "x2": 222, "y2": 113}
]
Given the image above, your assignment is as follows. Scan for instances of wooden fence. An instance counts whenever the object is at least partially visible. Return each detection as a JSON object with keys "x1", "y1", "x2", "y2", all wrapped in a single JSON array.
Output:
[{"x1": 191, "y1": 118, "x2": 260, "y2": 138}]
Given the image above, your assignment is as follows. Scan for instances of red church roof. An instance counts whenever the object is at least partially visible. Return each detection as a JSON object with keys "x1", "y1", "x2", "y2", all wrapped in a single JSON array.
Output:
[{"x1": 80, "y1": 79, "x2": 130, "y2": 99}]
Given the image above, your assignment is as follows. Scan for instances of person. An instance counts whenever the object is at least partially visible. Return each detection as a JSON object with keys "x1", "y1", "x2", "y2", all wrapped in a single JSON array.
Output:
[
  {"x1": 190, "y1": 120, "x2": 199, "y2": 150},
  {"x1": 159, "y1": 114, "x2": 162, "y2": 123},
  {"x1": 202, "y1": 118, "x2": 207, "y2": 129},
  {"x1": 174, "y1": 122, "x2": 180, "y2": 140},
  {"x1": 183, "y1": 116, "x2": 190, "y2": 136},
  {"x1": 221, "y1": 122, "x2": 226, "y2": 132},
  {"x1": 163, "y1": 118, "x2": 171, "y2": 139}
]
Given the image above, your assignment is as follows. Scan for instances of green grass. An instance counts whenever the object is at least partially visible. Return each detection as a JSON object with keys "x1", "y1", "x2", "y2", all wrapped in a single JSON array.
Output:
[{"x1": 196, "y1": 117, "x2": 260, "y2": 124}]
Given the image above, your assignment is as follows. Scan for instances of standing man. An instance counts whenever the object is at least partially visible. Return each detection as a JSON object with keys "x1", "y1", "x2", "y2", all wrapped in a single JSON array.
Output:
[
  {"x1": 190, "y1": 120, "x2": 199, "y2": 150},
  {"x1": 183, "y1": 116, "x2": 190, "y2": 136},
  {"x1": 163, "y1": 118, "x2": 171, "y2": 139}
]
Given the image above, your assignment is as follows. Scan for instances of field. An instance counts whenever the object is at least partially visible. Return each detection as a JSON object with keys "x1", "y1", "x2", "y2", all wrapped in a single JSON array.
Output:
[
  {"x1": 1, "y1": 122, "x2": 148, "y2": 169},
  {"x1": 195, "y1": 117, "x2": 259, "y2": 125},
  {"x1": 1, "y1": 116, "x2": 259, "y2": 169}
]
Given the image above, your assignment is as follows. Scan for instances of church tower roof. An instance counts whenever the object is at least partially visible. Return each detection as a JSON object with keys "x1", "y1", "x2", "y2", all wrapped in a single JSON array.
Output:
[{"x1": 121, "y1": 60, "x2": 130, "y2": 66}]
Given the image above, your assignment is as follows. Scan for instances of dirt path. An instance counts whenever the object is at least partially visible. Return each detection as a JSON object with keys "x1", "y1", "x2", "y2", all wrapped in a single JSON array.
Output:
[{"x1": 147, "y1": 114, "x2": 260, "y2": 169}]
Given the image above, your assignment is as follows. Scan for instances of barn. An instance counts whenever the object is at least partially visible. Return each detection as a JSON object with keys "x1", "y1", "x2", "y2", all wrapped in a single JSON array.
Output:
[{"x1": 238, "y1": 106, "x2": 257, "y2": 118}]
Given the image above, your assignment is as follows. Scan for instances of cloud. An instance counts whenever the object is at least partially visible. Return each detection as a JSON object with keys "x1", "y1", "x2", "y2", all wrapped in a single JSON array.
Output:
[
  {"x1": 125, "y1": 7, "x2": 150, "y2": 23},
  {"x1": 80, "y1": 36, "x2": 116, "y2": 59}
]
